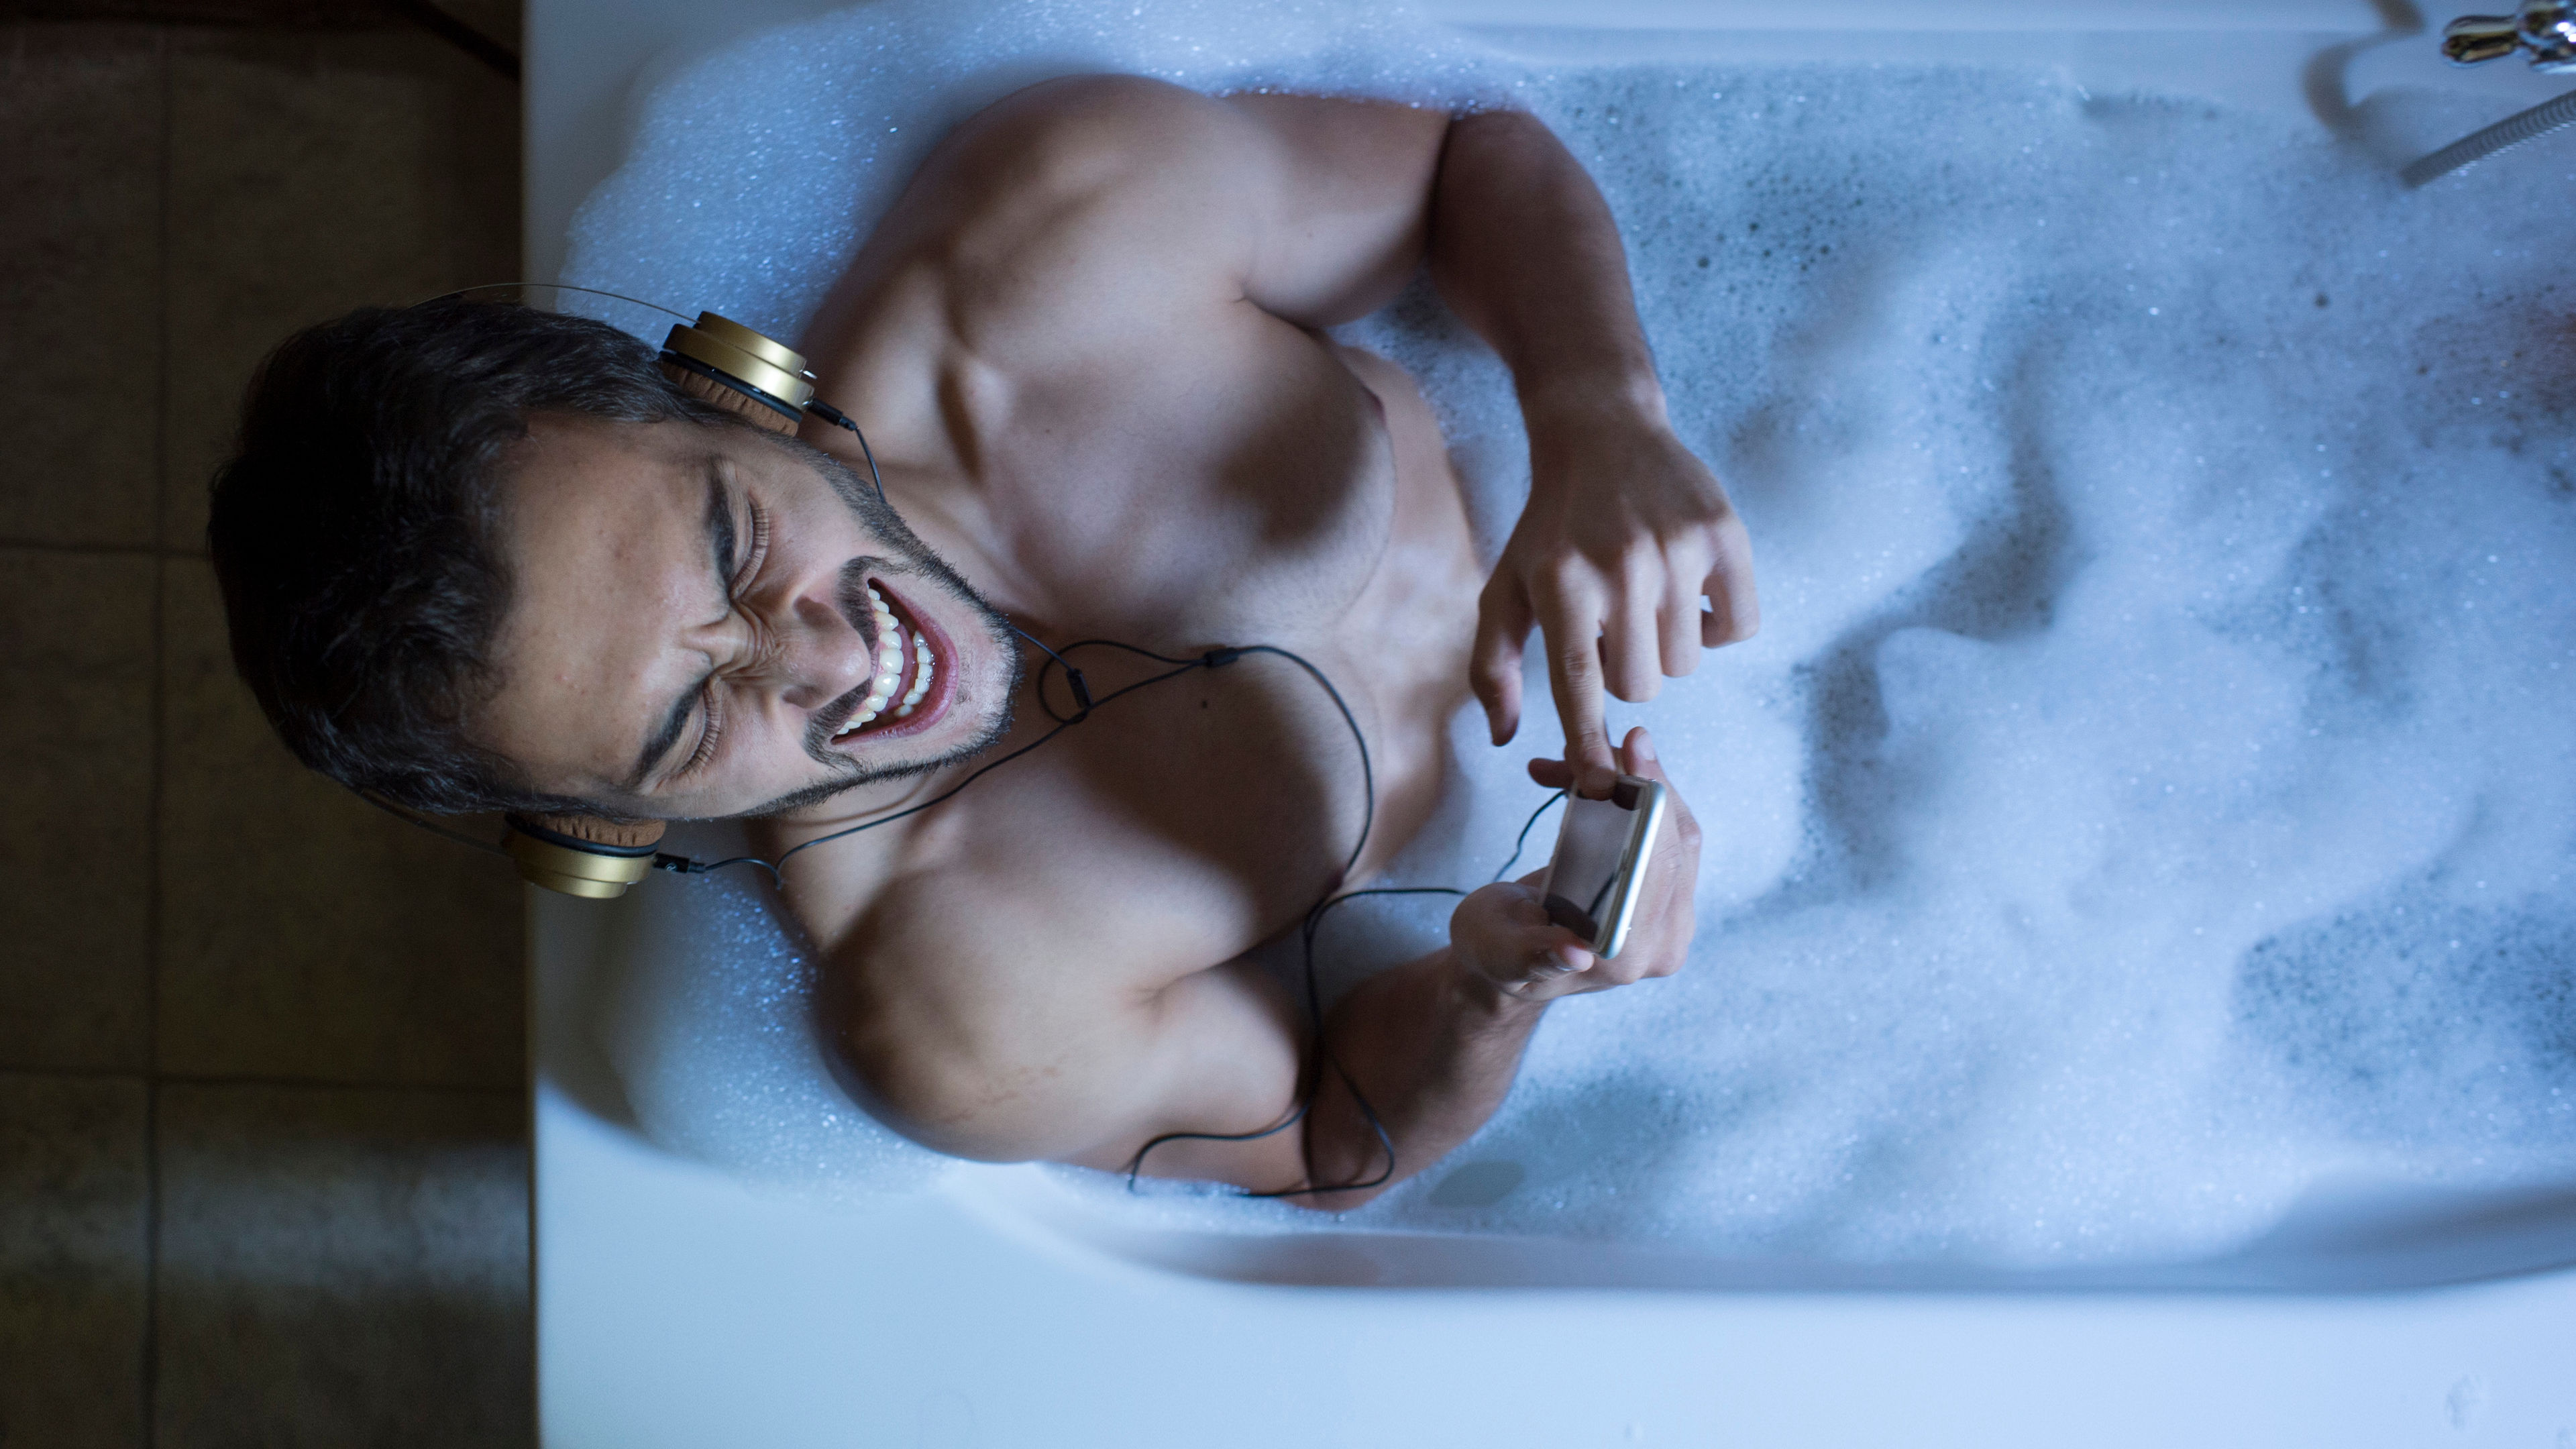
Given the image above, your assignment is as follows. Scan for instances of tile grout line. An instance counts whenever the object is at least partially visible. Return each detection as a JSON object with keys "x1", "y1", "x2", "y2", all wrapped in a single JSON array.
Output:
[
  {"x1": 0, "y1": 1066, "x2": 154, "y2": 1083},
  {"x1": 142, "y1": 27, "x2": 170, "y2": 1449},
  {"x1": 1, "y1": 1063, "x2": 523, "y2": 1096},
  {"x1": 164, "y1": 1073, "x2": 525, "y2": 1097},
  {"x1": 0, "y1": 538, "x2": 207, "y2": 558}
]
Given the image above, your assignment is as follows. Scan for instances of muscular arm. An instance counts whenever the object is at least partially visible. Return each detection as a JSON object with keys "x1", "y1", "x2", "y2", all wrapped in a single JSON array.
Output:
[
  {"x1": 841, "y1": 730, "x2": 1697, "y2": 1208},
  {"x1": 1287, "y1": 936, "x2": 1551, "y2": 1205},
  {"x1": 1428, "y1": 115, "x2": 1761, "y2": 777},
  {"x1": 1428, "y1": 113, "x2": 1664, "y2": 437},
  {"x1": 1033, "y1": 85, "x2": 1758, "y2": 776}
]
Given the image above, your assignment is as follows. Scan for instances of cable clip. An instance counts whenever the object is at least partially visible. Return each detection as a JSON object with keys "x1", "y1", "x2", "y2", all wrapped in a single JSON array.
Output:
[
  {"x1": 1061, "y1": 665, "x2": 1094, "y2": 722},
  {"x1": 652, "y1": 853, "x2": 704, "y2": 875}
]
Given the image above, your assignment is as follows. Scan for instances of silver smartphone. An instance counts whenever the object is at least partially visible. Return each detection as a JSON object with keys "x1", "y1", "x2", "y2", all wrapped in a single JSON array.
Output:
[{"x1": 1538, "y1": 773, "x2": 1668, "y2": 960}]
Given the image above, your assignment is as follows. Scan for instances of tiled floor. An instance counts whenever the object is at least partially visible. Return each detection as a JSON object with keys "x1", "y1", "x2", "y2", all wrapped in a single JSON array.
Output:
[{"x1": 2, "y1": 9, "x2": 532, "y2": 1445}]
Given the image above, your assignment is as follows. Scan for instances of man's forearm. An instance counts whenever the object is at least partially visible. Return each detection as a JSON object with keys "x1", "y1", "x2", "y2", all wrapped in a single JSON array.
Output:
[
  {"x1": 1295, "y1": 947, "x2": 1546, "y2": 1208},
  {"x1": 1428, "y1": 110, "x2": 1665, "y2": 438}
]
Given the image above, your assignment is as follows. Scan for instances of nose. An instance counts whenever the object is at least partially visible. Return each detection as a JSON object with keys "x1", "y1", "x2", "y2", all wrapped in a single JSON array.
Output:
[{"x1": 771, "y1": 592, "x2": 877, "y2": 711}]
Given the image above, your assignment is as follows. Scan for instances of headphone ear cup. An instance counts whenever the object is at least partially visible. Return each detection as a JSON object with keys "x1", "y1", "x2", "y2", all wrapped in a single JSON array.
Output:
[
  {"x1": 504, "y1": 812, "x2": 669, "y2": 899},
  {"x1": 659, "y1": 358, "x2": 802, "y2": 436},
  {"x1": 659, "y1": 311, "x2": 812, "y2": 436}
]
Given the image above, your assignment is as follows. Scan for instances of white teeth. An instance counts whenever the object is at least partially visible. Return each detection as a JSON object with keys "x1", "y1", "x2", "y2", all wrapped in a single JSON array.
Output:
[
  {"x1": 839, "y1": 583, "x2": 932, "y2": 737},
  {"x1": 898, "y1": 635, "x2": 933, "y2": 710},
  {"x1": 894, "y1": 627, "x2": 935, "y2": 716}
]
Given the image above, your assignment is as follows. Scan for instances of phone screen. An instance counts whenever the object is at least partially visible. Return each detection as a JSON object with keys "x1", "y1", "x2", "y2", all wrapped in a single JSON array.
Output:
[{"x1": 1539, "y1": 776, "x2": 1662, "y2": 958}]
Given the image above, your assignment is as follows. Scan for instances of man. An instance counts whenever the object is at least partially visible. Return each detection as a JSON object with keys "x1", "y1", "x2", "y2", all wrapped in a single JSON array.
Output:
[{"x1": 211, "y1": 77, "x2": 1757, "y2": 1203}]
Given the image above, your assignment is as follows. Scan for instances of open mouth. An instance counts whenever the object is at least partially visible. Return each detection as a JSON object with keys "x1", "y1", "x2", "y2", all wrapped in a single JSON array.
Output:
[{"x1": 827, "y1": 578, "x2": 955, "y2": 747}]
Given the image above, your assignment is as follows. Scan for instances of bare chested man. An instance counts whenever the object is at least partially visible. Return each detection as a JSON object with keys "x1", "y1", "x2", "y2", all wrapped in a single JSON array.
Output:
[{"x1": 210, "y1": 77, "x2": 1756, "y2": 1203}]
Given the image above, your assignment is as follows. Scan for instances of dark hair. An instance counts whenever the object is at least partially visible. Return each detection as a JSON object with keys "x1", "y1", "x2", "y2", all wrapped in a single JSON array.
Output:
[{"x1": 207, "y1": 298, "x2": 732, "y2": 816}]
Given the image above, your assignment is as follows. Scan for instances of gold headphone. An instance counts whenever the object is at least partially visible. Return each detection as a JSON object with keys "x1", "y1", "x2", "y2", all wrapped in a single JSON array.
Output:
[{"x1": 496, "y1": 304, "x2": 825, "y2": 899}]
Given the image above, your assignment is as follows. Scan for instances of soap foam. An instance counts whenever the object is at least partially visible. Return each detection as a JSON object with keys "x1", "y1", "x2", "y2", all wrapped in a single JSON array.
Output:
[
  {"x1": 568, "y1": 0, "x2": 2576, "y2": 1264},
  {"x1": 565, "y1": 0, "x2": 1520, "y2": 343},
  {"x1": 594, "y1": 856, "x2": 953, "y2": 1201}
]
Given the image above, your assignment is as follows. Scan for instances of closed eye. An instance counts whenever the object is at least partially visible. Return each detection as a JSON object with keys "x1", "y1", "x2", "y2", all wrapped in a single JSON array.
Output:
[
  {"x1": 731, "y1": 496, "x2": 770, "y2": 592},
  {"x1": 679, "y1": 684, "x2": 723, "y2": 777},
  {"x1": 676, "y1": 498, "x2": 769, "y2": 781}
]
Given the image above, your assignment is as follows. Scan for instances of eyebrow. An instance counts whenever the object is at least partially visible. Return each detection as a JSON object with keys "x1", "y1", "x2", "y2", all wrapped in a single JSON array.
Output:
[{"x1": 625, "y1": 468, "x2": 737, "y2": 793}]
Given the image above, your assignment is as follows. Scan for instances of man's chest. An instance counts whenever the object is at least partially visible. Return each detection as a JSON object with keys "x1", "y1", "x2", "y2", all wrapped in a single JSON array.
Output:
[
  {"x1": 783, "y1": 325, "x2": 1483, "y2": 978},
  {"x1": 953, "y1": 321, "x2": 1441, "y2": 641},
  {"x1": 970, "y1": 331, "x2": 1483, "y2": 894},
  {"x1": 771, "y1": 639, "x2": 1401, "y2": 1000}
]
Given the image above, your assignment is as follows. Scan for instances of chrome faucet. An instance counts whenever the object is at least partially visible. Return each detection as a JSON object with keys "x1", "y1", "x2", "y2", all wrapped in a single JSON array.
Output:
[
  {"x1": 2402, "y1": 1, "x2": 2576, "y2": 182},
  {"x1": 2440, "y1": 0, "x2": 2576, "y2": 72}
]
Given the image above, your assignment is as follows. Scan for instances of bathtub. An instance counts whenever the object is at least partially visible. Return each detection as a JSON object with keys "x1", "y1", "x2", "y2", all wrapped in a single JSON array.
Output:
[{"x1": 527, "y1": 2, "x2": 2576, "y2": 1443}]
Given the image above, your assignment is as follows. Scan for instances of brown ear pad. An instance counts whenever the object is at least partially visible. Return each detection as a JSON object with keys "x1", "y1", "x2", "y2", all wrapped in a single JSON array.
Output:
[
  {"x1": 502, "y1": 812, "x2": 669, "y2": 900},
  {"x1": 510, "y1": 812, "x2": 668, "y2": 854},
  {"x1": 660, "y1": 359, "x2": 801, "y2": 436}
]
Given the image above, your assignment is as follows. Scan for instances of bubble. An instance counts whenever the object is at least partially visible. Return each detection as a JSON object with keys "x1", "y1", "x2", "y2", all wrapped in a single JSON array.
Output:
[
  {"x1": 571, "y1": 0, "x2": 2576, "y2": 1264},
  {"x1": 595, "y1": 867, "x2": 953, "y2": 1203}
]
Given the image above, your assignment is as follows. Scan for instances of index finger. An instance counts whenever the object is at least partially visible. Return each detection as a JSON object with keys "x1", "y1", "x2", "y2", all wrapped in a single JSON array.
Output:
[{"x1": 1538, "y1": 585, "x2": 1615, "y2": 777}]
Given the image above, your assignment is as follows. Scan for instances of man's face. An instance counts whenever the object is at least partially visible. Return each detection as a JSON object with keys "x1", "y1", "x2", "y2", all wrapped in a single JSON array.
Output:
[{"x1": 479, "y1": 414, "x2": 1019, "y2": 820}]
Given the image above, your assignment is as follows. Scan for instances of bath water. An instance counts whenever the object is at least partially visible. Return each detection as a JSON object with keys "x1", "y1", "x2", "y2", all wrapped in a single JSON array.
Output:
[{"x1": 565, "y1": 0, "x2": 2576, "y2": 1265}]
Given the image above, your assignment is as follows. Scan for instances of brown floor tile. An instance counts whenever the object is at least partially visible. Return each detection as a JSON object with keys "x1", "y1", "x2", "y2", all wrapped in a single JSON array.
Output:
[
  {"x1": 156, "y1": 558, "x2": 523, "y2": 1087},
  {"x1": 0, "y1": 1072, "x2": 149, "y2": 1449},
  {"x1": 0, "y1": 25, "x2": 166, "y2": 549},
  {"x1": 0, "y1": 549, "x2": 156, "y2": 1071},
  {"x1": 160, "y1": 25, "x2": 517, "y2": 551},
  {"x1": 154, "y1": 1081, "x2": 530, "y2": 1449}
]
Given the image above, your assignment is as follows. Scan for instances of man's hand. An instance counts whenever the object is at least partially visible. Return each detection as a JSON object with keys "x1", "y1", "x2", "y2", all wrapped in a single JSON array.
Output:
[
  {"x1": 1450, "y1": 727, "x2": 1702, "y2": 1004},
  {"x1": 1470, "y1": 415, "x2": 1758, "y2": 771},
  {"x1": 1423, "y1": 109, "x2": 1759, "y2": 772}
]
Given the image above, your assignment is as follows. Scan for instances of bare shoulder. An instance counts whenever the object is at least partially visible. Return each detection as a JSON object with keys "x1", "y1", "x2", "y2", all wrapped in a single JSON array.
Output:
[
  {"x1": 873, "y1": 76, "x2": 1258, "y2": 269},
  {"x1": 812, "y1": 852, "x2": 1089, "y2": 1159},
  {"x1": 947, "y1": 74, "x2": 1242, "y2": 170},
  {"x1": 804, "y1": 817, "x2": 1276, "y2": 1165},
  {"x1": 947, "y1": 74, "x2": 1330, "y2": 204},
  {"x1": 802, "y1": 72, "x2": 1454, "y2": 401},
  {"x1": 790, "y1": 76, "x2": 1262, "y2": 396}
]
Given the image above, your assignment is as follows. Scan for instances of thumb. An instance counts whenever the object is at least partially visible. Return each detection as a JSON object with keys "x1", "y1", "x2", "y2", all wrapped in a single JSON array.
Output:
[{"x1": 1455, "y1": 882, "x2": 1594, "y2": 985}]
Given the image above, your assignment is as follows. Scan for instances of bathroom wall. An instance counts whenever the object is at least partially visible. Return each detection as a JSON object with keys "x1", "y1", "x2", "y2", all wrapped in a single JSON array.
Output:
[{"x1": 0, "y1": 3, "x2": 530, "y2": 1444}]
